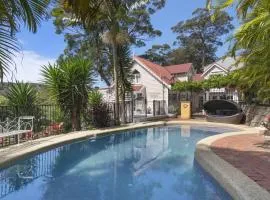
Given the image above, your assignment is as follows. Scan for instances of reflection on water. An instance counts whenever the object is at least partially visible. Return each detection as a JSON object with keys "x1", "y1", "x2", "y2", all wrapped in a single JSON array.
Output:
[{"x1": 0, "y1": 125, "x2": 235, "y2": 200}]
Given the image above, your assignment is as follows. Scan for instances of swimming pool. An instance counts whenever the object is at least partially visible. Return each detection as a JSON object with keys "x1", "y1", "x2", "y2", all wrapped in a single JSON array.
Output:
[{"x1": 0, "y1": 125, "x2": 237, "y2": 200}]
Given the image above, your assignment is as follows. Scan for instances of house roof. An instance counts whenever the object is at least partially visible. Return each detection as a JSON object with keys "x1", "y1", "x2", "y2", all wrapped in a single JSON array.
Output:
[
  {"x1": 203, "y1": 57, "x2": 243, "y2": 76},
  {"x1": 132, "y1": 84, "x2": 144, "y2": 92},
  {"x1": 192, "y1": 73, "x2": 203, "y2": 81},
  {"x1": 134, "y1": 56, "x2": 173, "y2": 85},
  {"x1": 164, "y1": 63, "x2": 192, "y2": 74}
]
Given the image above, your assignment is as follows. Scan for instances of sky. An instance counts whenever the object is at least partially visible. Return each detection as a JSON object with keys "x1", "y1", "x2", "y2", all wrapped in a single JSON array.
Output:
[{"x1": 5, "y1": 0, "x2": 238, "y2": 84}]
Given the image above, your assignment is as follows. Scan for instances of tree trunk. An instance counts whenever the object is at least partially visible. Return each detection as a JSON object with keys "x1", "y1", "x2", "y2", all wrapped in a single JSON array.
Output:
[
  {"x1": 71, "y1": 107, "x2": 77, "y2": 131},
  {"x1": 112, "y1": 41, "x2": 120, "y2": 125},
  {"x1": 76, "y1": 105, "x2": 81, "y2": 131},
  {"x1": 71, "y1": 106, "x2": 82, "y2": 131},
  {"x1": 121, "y1": 87, "x2": 126, "y2": 124}
]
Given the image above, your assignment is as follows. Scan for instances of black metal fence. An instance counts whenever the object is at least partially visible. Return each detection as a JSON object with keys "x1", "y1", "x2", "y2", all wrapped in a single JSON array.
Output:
[
  {"x1": 0, "y1": 99, "x2": 168, "y2": 142},
  {"x1": 0, "y1": 105, "x2": 64, "y2": 138},
  {"x1": 132, "y1": 99, "x2": 167, "y2": 122},
  {"x1": 153, "y1": 100, "x2": 166, "y2": 116}
]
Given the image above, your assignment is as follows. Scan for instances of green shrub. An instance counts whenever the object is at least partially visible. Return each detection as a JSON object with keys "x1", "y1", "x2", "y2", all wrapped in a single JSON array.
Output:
[
  {"x1": 5, "y1": 82, "x2": 38, "y2": 116},
  {"x1": 88, "y1": 91, "x2": 111, "y2": 128}
]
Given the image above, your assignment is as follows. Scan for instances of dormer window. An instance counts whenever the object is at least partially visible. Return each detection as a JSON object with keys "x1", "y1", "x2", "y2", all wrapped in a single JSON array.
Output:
[{"x1": 132, "y1": 70, "x2": 141, "y2": 83}]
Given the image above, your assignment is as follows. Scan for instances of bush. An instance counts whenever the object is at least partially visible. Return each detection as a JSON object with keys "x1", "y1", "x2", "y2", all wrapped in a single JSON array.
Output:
[
  {"x1": 5, "y1": 82, "x2": 39, "y2": 116},
  {"x1": 88, "y1": 91, "x2": 111, "y2": 128}
]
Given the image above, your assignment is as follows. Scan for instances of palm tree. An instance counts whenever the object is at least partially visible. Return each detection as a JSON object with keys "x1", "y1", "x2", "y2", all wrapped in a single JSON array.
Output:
[
  {"x1": 0, "y1": 0, "x2": 50, "y2": 82},
  {"x1": 42, "y1": 56, "x2": 94, "y2": 131}
]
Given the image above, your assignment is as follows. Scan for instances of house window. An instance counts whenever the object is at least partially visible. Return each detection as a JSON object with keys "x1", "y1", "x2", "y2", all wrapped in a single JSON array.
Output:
[{"x1": 132, "y1": 70, "x2": 141, "y2": 83}]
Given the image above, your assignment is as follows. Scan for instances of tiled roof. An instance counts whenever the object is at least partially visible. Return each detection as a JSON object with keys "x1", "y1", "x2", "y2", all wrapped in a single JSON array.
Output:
[
  {"x1": 134, "y1": 56, "x2": 173, "y2": 85},
  {"x1": 132, "y1": 84, "x2": 143, "y2": 92},
  {"x1": 192, "y1": 73, "x2": 203, "y2": 81},
  {"x1": 164, "y1": 63, "x2": 192, "y2": 74}
]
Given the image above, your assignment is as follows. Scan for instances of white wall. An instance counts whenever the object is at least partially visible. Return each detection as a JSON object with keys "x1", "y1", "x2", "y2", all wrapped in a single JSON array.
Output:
[
  {"x1": 132, "y1": 63, "x2": 169, "y2": 114},
  {"x1": 203, "y1": 65, "x2": 227, "y2": 80},
  {"x1": 174, "y1": 73, "x2": 188, "y2": 82}
]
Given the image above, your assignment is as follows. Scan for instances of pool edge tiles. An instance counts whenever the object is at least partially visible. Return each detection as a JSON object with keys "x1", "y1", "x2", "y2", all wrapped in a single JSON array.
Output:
[{"x1": 195, "y1": 130, "x2": 270, "y2": 200}]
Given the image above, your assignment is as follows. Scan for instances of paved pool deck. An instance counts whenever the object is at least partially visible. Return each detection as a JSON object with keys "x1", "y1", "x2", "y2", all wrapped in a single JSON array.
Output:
[
  {"x1": 211, "y1": 134, "x2": 270, "y2": 192},
  {"x1": 0, "y1": 119, "x2": 269, "y2": 200}
]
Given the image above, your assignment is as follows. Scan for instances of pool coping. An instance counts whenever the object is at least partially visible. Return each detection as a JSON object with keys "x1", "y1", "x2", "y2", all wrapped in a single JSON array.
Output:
[{"x1": 0, "y1": 120, "x2": 269, "y2": 199}]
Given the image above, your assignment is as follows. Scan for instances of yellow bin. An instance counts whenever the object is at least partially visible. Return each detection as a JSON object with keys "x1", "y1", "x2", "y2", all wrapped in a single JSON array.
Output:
[{"x1": 180, "y1": 101, "x2": 191, "y2": 120}]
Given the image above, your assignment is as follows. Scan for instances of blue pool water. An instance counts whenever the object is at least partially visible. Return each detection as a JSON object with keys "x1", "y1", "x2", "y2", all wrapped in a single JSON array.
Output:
[{"x1": 0, "y1": 125, "x2": 237, "y2": 200}]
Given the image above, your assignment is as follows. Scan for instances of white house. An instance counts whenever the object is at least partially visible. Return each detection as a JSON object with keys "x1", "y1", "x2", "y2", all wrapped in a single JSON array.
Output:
[
  {"x1": 188, "y1": 57, "x2": 243, "y2": 113},
  {"x1": 201, "y1": 57, "x2": 242, "y2": 102},
  {"x1": 99, "y1": 56, "x2": 195, "y2": 115}
]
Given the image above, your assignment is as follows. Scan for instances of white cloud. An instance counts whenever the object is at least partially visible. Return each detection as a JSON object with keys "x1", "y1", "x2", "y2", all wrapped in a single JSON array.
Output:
[{"x1": 4, "y1": 50, "x2": 56, "y2": 83}]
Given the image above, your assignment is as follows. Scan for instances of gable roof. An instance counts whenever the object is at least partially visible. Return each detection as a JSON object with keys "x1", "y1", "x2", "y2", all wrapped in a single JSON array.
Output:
[
  {"x1": 164, "y1": 63, "x2": 192, "y2": 74},
  {"x1": 134, "y1": 56, "x2": 173, "y2": 85},
  {"x1": 202, "y1": 63, "x2": 228, "y2": 77},
  {"x1": 203, "y1": 57, "x2": 243, "y2": 77}
]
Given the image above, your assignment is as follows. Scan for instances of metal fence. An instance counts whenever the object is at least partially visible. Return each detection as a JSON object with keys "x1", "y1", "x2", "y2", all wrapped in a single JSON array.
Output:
[
  {"x1": 132, "y1": 99, "x2": 167, "y2": 122},
  {"x1": 153, "y1": 100, "x2": 166, "y2": 116},
  {"x1": 0, "y1": 105, "x2": 63, "y2": 137},
  {"x1": 0, "y1": 99, "x2": 167, "y2": 144}
]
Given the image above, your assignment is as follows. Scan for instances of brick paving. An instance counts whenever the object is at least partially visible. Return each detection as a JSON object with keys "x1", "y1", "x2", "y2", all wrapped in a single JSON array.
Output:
[{"x1": 211, "y1": 134, "x2": 270, "y2": 192}]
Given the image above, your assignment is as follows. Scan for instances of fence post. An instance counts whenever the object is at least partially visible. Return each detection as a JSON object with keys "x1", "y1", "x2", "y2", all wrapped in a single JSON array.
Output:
[
  {"x1": 145, "y1": 97, "x2": 147, "y2": 118},
  {"x1": 158, "y1": 101, "x2": 160, "y2": 115},
  {"x1": 153, "y1": 100, "x2": 155, "y2": 116},
  {"x1": 131, "y1": 96, "x2": 134, "y2": 123}
]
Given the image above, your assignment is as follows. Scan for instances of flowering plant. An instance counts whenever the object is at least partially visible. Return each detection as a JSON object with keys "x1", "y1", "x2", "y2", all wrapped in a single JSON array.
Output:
[{"x1": 262, "y1": 115, "x2": 270, "y2": 130}]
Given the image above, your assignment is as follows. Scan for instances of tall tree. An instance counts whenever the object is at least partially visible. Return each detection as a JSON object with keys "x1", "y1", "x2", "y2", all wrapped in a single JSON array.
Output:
[
  {"x1": 141, "y1": 44, "x2": 189, "y2": 66},
  {"x1": 42, "y1": 56, "x2": 94, "y2": 131},
  {"x1": 53, "y1": 0, "x2": 165, "y2": 124},
  {"x1": 0, "y1": 0, "x2": 50, "y2": 83},
  {"x1": 141, "y1": 44, "x2": 172, "y2": 65},
  {"x1": 172, "y1": 8, "x2": 233, "y2": 72}
]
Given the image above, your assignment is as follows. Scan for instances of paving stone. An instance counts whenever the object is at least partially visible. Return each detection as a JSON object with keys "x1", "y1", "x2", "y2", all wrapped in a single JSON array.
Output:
[{"x1": 211, "y1": 134, "x2": 270, "y2": 192}]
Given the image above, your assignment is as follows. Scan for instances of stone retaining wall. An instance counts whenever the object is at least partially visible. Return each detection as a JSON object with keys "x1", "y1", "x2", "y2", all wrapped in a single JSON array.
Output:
[{"x1": 241, "y1": 104, "x2": 270, "y2": 127}]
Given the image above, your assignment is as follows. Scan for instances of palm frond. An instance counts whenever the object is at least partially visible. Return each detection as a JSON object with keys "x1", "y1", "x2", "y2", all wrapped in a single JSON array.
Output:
[{"x1": 0, "y1": 0, "x2": 50, "y2": 81}]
